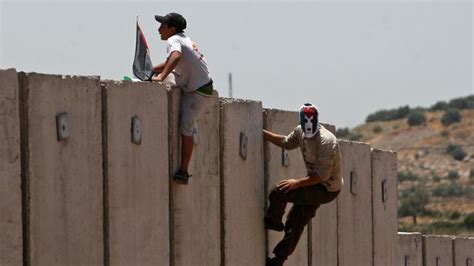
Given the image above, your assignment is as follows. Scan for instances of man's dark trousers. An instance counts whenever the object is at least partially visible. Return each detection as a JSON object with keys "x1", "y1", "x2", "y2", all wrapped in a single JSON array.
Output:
[{"x1": 266, "y1": 183, "x2": 340, "y2": 261}]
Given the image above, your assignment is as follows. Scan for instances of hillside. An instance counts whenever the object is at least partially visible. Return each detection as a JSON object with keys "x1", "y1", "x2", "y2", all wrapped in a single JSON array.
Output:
[{"x1": 346, "y1": 108, "x2": 474, "y2": 236}]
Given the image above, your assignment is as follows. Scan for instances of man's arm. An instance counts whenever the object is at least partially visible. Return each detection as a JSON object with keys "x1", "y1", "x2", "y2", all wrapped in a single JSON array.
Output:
[
  {"x1": 152, "y1": 51, "x2": 181, "y2": 82},
  {"x1": 277, "y1": 174, "x2": 323, "y2": 193},
  {"x1": 153, "y1": 61, "x2": 166, "y2": 74},
  {"x1": 263, "y1": 129, "x2": 286, "y2": 148}
]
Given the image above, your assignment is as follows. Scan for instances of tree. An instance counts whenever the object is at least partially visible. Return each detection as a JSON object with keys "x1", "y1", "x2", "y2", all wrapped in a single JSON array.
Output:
[
  {"x1": 336, "y1": 127, "x2": 350, "y2": 138},
  {"x1": 441, "y1": 109, "x2": 462, "y2": 126},
  {"x1": 407, "y1": 111, "x2": 426, "y2": 126},
  {"x1": 464, "y1": 213, "x2": 474, "y2": 230},
  {"x1": 398, "y1": 185, "x2": 429, "y2": 225},
  {"x1": 452, "y1": 147, "x2": 466, "y2": 161}
]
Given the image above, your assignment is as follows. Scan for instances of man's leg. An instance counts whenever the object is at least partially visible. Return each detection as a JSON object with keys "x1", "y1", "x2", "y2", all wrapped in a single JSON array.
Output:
[
  {"x1": 180, "y1": 134, "x2": 194, "y2": 172},
  {"x1": 265, "y1": 184, "x2": 324, "y2": 226},
  {"x1": 272, "y1": 204, "x2": 319, "y2": 263},
  {"x1": 173, "y1": 91, "x2": 210, "y2": 184}
]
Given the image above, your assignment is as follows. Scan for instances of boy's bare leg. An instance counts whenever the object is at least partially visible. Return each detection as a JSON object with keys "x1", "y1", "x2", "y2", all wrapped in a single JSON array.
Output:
[{"x1": 180, "y1": 134, "x2": 194, "y2": 172}]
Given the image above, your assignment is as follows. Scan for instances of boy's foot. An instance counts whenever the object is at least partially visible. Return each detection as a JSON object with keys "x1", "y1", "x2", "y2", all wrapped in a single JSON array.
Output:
[
  {"x1": 266, "y1": 257, "x2": 285, "y2": 266},
  {"x1": 264, "y1": 216, "x2": 284, "y2": 232},
  {"x1": 173, "y1": 169, "x2": 192, "y2": 185}
]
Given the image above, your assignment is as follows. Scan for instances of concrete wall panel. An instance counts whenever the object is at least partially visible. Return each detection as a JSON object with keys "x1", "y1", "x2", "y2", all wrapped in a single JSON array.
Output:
[
  {"x1": 220, "y1": 99, "x2": 265, "y2": 266},
  {"x1": 337, "y1": 141, "x2": 372, "y2": 266},
  {"x1": 0, "y1": 69, "x2": 22, "y2": 266},
  {"x1": 398, "y1": 232, "x2": 423, "y2": 266},
  {"x1": 169, "y1": 87, "x2": 220, "y2": 266},
  {"x1": 263, "y1": 109, "x2": 308, "y2": 265},
  {"x1": 104, "y1": 81, "x2": 169, "y2": 266},
  {"x1": 312, "y1": 123, "x2": 338, "y2": 266},
  {"x1": 19, "y1": 73, "x2": 103, "y2": 266},
  {"x1": 453, "y1": 237, "x2": 474, "y2": 266},
  {"x1": 372, "y1": 149, "x2": 398, "y2": 266},
  {"x1": 312, "y1": 200, "x2": 337, "y2": 266},
  {"x1": 423, "y1": 235, "x2": 454, "y2": 266}
]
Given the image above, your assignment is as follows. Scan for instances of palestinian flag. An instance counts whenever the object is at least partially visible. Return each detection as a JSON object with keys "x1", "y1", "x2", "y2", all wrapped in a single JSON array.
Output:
[{"x1": 133, "y1": 21, "x2": 154, "y2": 81}]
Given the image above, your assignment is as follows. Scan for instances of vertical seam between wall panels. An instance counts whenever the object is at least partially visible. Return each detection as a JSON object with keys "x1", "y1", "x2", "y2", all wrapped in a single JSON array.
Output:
[
  {"x1": 371, "y1": 151, "x2": 375, "y2": 266},
  {"x1": 167, "y1": 88, "x2": 175, "y2": 266},
  {"x1": 18, "y1": 73, "x2": 30, "y2": 266},
  {"x1": 219, "y1": 102, "x2": 226, "y2": 266},
  {"x1": 100, "y1": 83, "x2": 109, "y2": 266},
  {"x1": 262, "y1": 110, "x2": 269, "y2": 259}
]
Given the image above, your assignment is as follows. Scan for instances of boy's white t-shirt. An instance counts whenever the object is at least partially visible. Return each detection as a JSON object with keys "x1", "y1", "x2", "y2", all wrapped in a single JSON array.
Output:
[{"x1": 167, "y1": 33, "x2": 211, "y2": 92}]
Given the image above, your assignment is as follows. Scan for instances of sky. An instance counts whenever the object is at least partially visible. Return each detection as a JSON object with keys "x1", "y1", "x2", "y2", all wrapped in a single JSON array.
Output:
[{"x1": 1, "y1": 0, "x2": 472, "y2": 128}]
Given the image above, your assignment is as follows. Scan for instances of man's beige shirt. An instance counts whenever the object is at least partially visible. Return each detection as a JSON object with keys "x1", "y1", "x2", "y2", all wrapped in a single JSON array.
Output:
[{"x1": 282, "y1": 124, "x2": 343, "y2": 192}]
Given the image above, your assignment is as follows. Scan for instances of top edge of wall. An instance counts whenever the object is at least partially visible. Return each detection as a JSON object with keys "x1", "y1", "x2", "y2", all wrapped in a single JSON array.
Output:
[
  {"x1": 0, "y1": 68, "x2": 17, "y2": 73},
  {"x1": 422, "y1": 235, "x2": 456, "y2": 239},
  {"x1": 338, "y1": 139, "x2": 371, "y2": 146},
  {"x1": 18, "y1": 71, "x2": 100, "y2": 81},
  {"x1": 263, "y1": 107, "x2": 296, "y2": 114},
  {"x1": 219, "y1": 97, "x2": 262, "y2": 105},
  {"x1": 371, "y1": 147, "x2": 397, "y2": 155},
  {"x1": 398, "y1": 232, "x2": 423, "y2": 236}
]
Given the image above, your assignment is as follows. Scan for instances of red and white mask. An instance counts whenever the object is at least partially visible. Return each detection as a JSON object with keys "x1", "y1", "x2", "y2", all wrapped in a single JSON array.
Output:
[{"x1": 299, "y1": 103, "x2": 319, "y2": 138}]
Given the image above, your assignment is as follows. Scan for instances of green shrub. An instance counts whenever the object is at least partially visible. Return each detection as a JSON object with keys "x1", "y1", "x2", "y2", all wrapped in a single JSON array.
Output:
[
  {"x1": 398, "y1": 185, "x2": 429, "y2": 225},
  {"x1": 430, "y1": 101, "x2": 448, "y2": 111},
  {"x1": 446, "y1": 144, "x2": 460, "y2": 154},
  {"x1": 448, "y1": 211, "x2": 461, "y2": 220},
  {"x1": 470, "y1": 168, "x2": 474, "y2": 180},
  {"x1": 336, "y1": 127, "x2": 350, "y2": 138},
  {"x1": 452, "y1": 147, "x2": 466, "y2": 161},
  {"x1": 398, "y1": 171, "x2": 420, "y2": 182},
  {"x1": 464, "y1": 213, "x2": 474, "y2": 229},
  {"x1": 440, "y1": 130, "x2": 449, "y2": 137},
  {"x1": 447, "y1": 170, "x2": 459, "y2": 180},
  {"x1": 366, "y1": 105, "x2": 411, "y2": 122},
  {"x1": 432, "y1": 182, "x2": 469, "y2": 197},
  {"x1": 348, "y1": 132, "x2": 363, "y2": 141},
  {"x1": 407, "y1": 111, "x2": 426, "y2": 126},
  {"x1": 372, "y1": 125, "x2": 383, "y2": 133},
  {"x1": 432, "y1": 175, "x2": 441, "y2": 182},
  {"x1": 441, "y1": 109, "x2": 462, "y2": 126}
]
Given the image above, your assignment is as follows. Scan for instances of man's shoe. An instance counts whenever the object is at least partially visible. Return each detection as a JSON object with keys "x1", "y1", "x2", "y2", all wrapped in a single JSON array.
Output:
[
  {"x1": 266, "y1": 257, "x2": 285, "y2": 266},
  {"x1": 173, "y1": 170, "x2": 192, "y2": 185},
  {"x1": 264, "y1": 216, "x2": 284, "y2": 232}
]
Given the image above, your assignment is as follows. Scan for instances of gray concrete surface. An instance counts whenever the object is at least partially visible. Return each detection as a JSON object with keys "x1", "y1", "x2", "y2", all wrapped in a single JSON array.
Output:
[
  {"x1": 311, "y1": 198, "x2": 337, "y2": 266},
  {"x1": 372, "y1": 148, "x2": 398, "y2": 266},
  {"x1": 0, "y1": 69, "x2": 22, "y2": 266},
  {"x1": 312, "y1": 122, "x2": 338, "y2": 266},
  {"x1": 103, "y1": 80, "x2": 169, "y2": 266},
  {"x1": 220, "y1": 99, "x2": 265, "y2": 266},
  {"x1": 337, "y1": 140, "x2": 373, "y2": 266},
  {"x1": 263, "y1": 109, "x2": 308, "y2": 265},
  {"x1": 169, "y1": 87, "x2": 221, "y2": 266},
  {"x1": 18, "y1": 73, "x2": 103, "y2": 266},
  {"x1": 453, "y1": 237, "x2": 474, "y2": 266},
  {"x1": 398, "y1": 232, "x2": 423, "y2": 266},
  {"x1": 423, "y1": 235, "x2": 454, "y2": 266}
]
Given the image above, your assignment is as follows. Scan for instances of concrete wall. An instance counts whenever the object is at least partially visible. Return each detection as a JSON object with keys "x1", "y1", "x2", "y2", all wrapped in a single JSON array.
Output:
[
  {"x1": 169, "y1": 87, "x2": 221, "y2": 266},
  {"x1": 220, "y1": 99, "x2": 265, "y2": 266},
  {"x1": 263, "y1": 109, "x2": 308, "y2": 265},
  {"x1": 0, "y1": 69, "x2": 22, "y2": 266},
  {"x1": 338, "y1": 141, "x2": 373, "y2": 266},
  {"x1": 423, "y1": 235, "x2": 454, "y2": 266},
  {"x1": 312, "y1": 123, "x2": 338, "y2": 266},
  {"x1": 398, "y1": 232, "x2": 423, "y2": 266},
  {"x1": 372, "y1": 149, "x2": 398, "y2": 266},
  {"x1": 311, "y1": 193, "x2": 338, "y2": 266},
  {"x1": 18, "y1": 73, "x2": 103, "y2": 266},
  {"x1": 453, "y1": 237, "x2": 474, "y2": 266},
  {"x1": 103, "y1": 80, "x2": 169, "y2": 266}
]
